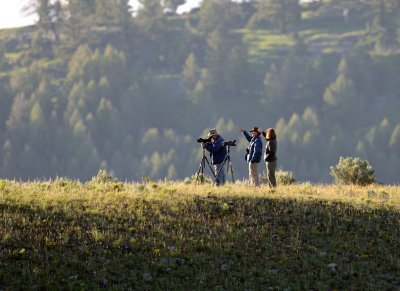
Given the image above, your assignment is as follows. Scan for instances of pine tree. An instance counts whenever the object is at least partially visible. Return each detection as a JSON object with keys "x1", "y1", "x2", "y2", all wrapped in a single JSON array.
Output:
[
  {"x1": 164, "y1": 0, "x2": 185, "y2": 12},
  {"x1": 63, "y1": 0, "x2": 96, "y2": 47},
  {"x1": 30, "y1": 102, "x2": 45, "y2": 126},
  {"x1": 389, "y1": 124, "x2": 400, "y2": 149},
  {"x1": 0, "y1": 42, "x2": 8, "y2": 71},
  {"x1": 25, "y1": 0, "x2": 64, "y2": 43},
  {"x1": 323, "y1": 74, "x2": 357, "y2": 107},
  {"x1": 263, "y1": 63, "x2": 285, "y2": 118},
  {"x1": 0, "y1": 76, "x2": 11, "y2": 129},
  {"x1": 136, "y1": 0, "x2": 165, "y2": 34},
  {"x1": 95, "y1": 0, "x2": 131, "y2": 28},
  {"x1": 6, "y1": 94, "x2": 30, "y2": 130},
  {"x1": 323, "y1": 57, "x2": 359, "y2": 110},
  {"x1": 182, "y1": 53, "x2": 200, "y2": 95},
  {"x1": 198, "y1": 0, "x2": 242, "y2": 35},
  {"x1": 248, "y1": 0, "x2": 301, "y2": 33}
]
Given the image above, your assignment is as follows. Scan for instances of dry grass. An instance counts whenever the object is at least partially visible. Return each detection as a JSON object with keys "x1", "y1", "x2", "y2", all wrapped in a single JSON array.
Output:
[{"x1": 1, "y1": 179, "x2": 399, "y2": 289}]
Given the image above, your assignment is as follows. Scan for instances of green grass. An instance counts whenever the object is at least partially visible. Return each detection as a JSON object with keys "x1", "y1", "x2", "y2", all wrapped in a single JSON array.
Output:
[
  {"x1": 237, "y1": 13, "x2": 367, "y2": 64},
  {"x1": 237, "y1": 29, "x2": 295, "y2": 62},
  {"x1": 1, "y1": 179, "x2": 400, "y2": 290},
  {"x1": 5, "y1": 52, "x2": 24, "y2": 61},
  {"x1": 0, "y1": 25, "x2": 35, "y2": 39},
  {"x1": 239, "y1": 26, "x2": 367, "y2": 62}
]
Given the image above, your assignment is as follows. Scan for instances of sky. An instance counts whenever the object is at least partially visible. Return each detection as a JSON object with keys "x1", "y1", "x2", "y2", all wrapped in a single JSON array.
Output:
[
  {"x1": 0, "y1": 0, "x2": 37, "y2": 29},
  {"x1": 0, "y1": 0, "x2": 201, "y2": 29}
]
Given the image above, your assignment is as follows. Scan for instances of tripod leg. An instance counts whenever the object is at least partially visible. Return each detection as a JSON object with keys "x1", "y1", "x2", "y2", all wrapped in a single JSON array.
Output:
[
  {"x1": 224, "y1": 156, "x2": 234, "y2": 183},
  {"x1": 195, "y1": 155, "x2": 218, "y2": 184},
  {"x1": 228, "y1": 158, "x2": 234, "y2": 183},
  {"x1": 213, "y1": 157, "x2": 228, "y2": 186},
  {"x1": 195, "y1": 157, "x2": 206, "y2": 183},
  {"x1": 204, "y1": 157, "x2": 219, "y2": 185}
]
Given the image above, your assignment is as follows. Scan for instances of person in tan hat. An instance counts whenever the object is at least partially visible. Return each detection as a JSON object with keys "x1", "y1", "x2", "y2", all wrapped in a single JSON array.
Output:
[
  {"x1": 238, "y1": 126, "x2": 263, "y2": 186},
  {"x1": 202, "y1": 129, "x2": 227, "y2": 185}
]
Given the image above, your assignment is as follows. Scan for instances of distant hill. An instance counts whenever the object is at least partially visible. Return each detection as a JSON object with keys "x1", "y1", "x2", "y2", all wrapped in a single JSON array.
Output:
[{"x1": 0, "y1": 0, "x2": 399, "y2": 183}]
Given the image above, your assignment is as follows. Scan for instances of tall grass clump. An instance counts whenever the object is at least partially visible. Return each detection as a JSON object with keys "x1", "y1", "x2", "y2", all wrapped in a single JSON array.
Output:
[
  {"x1": 330, "y1": 156, "x2": 375, "y2": 186},
  {"x1": 184, "y1": 172, "x2": 213, "y2": 184}
]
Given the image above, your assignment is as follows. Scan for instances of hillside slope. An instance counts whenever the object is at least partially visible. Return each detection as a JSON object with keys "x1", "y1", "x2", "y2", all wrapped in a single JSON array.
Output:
[{"x1": 1, "y1": 180, "x2": 399, "y2": 289}]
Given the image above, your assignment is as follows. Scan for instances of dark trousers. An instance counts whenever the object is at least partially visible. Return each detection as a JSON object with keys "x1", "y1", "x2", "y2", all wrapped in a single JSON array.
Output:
[{"x1": 266, "y1": 160, "x2": 277, "y2": 187}]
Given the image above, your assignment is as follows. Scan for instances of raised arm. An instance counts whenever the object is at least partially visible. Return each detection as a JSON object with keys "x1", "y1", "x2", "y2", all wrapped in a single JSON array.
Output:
[{"x1": 242, "y1": 130, "x2": 252, "y2": 142}]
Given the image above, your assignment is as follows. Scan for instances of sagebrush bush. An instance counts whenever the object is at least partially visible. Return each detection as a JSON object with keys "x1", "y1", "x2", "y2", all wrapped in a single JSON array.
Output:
[
  {"x1": 330, "y1": 156, "x2": 375, "y2": 186},
  {"x1": 261, "y1": 170, "x2": 296, "y2": 185},
  {"x1": 90, "y1": 169, "x2": 116, "y2": 183},
  {"x1": 276, "y1": 170, "x2": 296, "y2": 185}
]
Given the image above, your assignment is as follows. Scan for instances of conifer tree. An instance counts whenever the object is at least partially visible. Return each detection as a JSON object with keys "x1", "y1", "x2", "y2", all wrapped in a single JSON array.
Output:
[
  {"x1": 30, "y1": 101, "x2": 45, "y2": 126},
  {"x1": 164, "y1": 0, "x2": 185, "y2": 12},
  {"x1": 323, "y1": 58, "x2": 361, "y2": 121},
  {"x1": 95, "y1": 0, "x2": 131, "y2": 28},
  {"x1": 6, "y1": 94, "x2": 30, "y2": 131},
  {"x1": 263, "y1": 63, "x2": 285, "y2": 117},
  {"x1": 182, "y1": 52, "x2": 200, "y2": 95},
  {"x1": 63, "y1": 0, "x2": 96, "y2": 47},
  {"x1": 25, "y1": 0, "x2": 63, "y2": 43},
  {"x1": 323, "y1": 74, "x2": 357, "y2": 107},
  {"x1": 389, "y1": 124, "x2": 400, "y2": 149},
  {"x1": 0, "y1": 45, "x2": 7, "y2": 71},
  {"x1": 136, "y1": 0, "x2": 165, "y2": 34},
  {"x1": 198, "y1": 0, "x2": 242, "y2": 35},
  {"x1": 248, "y1": 0, "x2": 300, "y2": 33}
]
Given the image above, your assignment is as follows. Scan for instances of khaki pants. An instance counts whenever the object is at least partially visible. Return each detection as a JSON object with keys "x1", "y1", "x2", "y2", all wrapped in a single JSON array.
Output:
[{"x1": 249, "y1": 162, "x2": 260, "y2": 186}]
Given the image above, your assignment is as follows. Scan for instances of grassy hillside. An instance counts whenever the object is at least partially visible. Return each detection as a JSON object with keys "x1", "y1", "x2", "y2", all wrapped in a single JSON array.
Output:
[{"x1": 1, "y1": 179, "x2": 399, "y2": 290}]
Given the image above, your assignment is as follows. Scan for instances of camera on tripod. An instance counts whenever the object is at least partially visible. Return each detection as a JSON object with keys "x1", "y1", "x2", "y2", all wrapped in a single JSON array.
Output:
[
  {"x1": 222, "y1": 140, "x2": 236, "y2": 147},
  {"x1": 195, "y1": 130, "x2": 235, "y2": 184},
  {"x1": 197, "y1": 137, "x2": 212, "y2": 143}
]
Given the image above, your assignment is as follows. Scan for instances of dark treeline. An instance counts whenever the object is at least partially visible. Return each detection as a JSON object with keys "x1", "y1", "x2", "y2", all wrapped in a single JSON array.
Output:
[{"x1": 0, "y1": 0, "x2": 399, "y2": 183}]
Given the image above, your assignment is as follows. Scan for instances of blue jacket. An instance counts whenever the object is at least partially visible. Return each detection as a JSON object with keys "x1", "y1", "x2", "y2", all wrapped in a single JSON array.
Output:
[
  {"x1": 243, "y1": 131, "x2": 262, "y2": 163},
  {"x1": 205, "y1": 135, "x2": 227, "y2": 165}
]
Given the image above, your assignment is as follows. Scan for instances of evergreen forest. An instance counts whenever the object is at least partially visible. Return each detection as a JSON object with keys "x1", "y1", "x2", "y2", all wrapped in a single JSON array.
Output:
[{"x1": 0, "y1": 0, "x2": 400, "y2": 183}]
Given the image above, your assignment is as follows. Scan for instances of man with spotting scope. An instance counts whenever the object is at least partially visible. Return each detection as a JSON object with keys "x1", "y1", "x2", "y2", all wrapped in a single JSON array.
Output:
[{"x1": 200, "y1": 129, "x2": 227, "y2": 186}]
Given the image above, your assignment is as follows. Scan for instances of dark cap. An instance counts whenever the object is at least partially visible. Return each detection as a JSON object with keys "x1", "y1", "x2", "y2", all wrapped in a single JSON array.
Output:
[{"x1": 249, "y1": 127, "x2": 259, "y2": 132}]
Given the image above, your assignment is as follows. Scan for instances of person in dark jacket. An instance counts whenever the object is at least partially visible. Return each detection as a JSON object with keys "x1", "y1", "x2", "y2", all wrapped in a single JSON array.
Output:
[
  {"x1": 238, "y1": 126, "x2": 263, "y2": 186},
  {"x1": 203, "y1": 129, "x2": 227, "y2": 185},
  {"x1": 262, "y1": 128, "x2": 278, "y2": 187}
]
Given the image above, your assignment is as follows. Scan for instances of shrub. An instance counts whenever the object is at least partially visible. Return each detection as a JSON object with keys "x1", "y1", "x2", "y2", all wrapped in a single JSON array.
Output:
[
  {"x1": 261, "y1": 170, "x2": 296, "y2": 185},
  {"x1": 330, "y1": 156, "x2": 375, "y2": 186},
  {"x1": 90, "y1": 169, "x2": 116, "y2": 183},
  {"x1": 276, "y1": 170, "x2": 296, "y2": 185}
]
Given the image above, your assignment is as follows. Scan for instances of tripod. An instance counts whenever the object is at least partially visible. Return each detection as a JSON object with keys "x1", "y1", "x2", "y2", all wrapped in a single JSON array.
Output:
[
  {"x1": 195, "y1": 148, "x2": 219, "y2": 184},
  {"x1": 213, "y1": 144, "x2": 235, "y2": 185}
]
